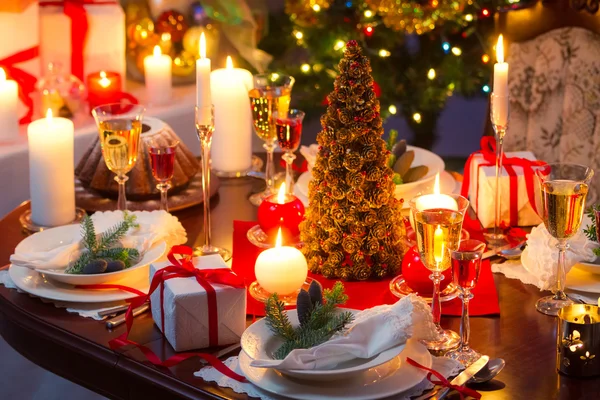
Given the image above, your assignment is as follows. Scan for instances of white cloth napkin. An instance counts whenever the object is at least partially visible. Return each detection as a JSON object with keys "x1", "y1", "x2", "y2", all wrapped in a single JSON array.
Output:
[
  {"x1": 492, "y1": 216, "x2": 599, "y2": 290},
  {"x1": 195, "y1": 355, "x2": 462, "y2": 400},
  {"x1": 250, "y1": 294, "x2": 437, "y2": 371},
  {"x1": 9, "y1": 210, "x2": 187, "y2": 271},
  {"x1": 0, "y1": 270, "x2": 127, "y2": 320}
]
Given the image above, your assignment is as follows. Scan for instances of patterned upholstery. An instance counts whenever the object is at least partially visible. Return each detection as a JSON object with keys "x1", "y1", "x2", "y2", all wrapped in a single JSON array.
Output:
[{"x1": 504, "y1": 27, "x2": 600, "y2": 202}]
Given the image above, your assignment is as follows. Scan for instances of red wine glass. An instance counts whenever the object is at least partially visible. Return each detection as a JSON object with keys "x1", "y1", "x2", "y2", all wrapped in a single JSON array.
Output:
[
  {"x1": 274, "y1": 109, "x2": 304, "y2": 195},
  {"x1": 146, "y1": 137, "x2": 178, "y2": 212},
  {"x1": 447, "y1": 239, "x2": 486, "y2": 366}
]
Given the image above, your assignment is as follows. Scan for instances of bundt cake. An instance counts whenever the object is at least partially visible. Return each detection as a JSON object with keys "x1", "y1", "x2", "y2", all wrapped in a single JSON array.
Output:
[{"x1": 76, "y1": 117, "x2": 200, "y2": 200}]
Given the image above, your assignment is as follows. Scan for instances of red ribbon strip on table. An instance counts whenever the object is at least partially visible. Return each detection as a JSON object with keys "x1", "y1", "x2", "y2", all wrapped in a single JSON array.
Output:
[
  {"x1": 79, "y1": 245, "x2": 247, "y2": 382},
  {"x1": 39, "y1": 0, "x2": 117, "y2": 81},
  {"x1": 406, "y1": 358, "x2": 481, "y2": 400},
  {"x1": 461, "y1": 136, "x2": 547, "y2": 227},
  {"x1": 0, "y1": 46, "x2": 39, "y2": 124}
]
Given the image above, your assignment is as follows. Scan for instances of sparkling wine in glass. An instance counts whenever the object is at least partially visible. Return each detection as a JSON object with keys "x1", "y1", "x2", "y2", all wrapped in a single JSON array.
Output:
[
  {"x1": 410, "y1": 194, "x2": 469, "y2": 352},
  {"x1": 92, "y1": 104, "x2": 145, "y2": 211},
  {"x1": 146, "y1": 137, "x2": 178, "y2": 212},
  {"x1": 447, "y1": 239, "x2": 485, "y2": 366},
  {"x1": 274, "y1": 109, "x2": 304, "y2": 195},
  {"x1": 535, "y1": 163, "x2": 593, "y2": 316},
  {"x1": 249, "y1": 73, "x2": 294, "y2": 206}
]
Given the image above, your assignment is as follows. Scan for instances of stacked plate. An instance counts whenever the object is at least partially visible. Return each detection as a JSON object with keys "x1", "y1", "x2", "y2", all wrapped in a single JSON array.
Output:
[
  {"x1": 238, "y1": 309, "x2": 432, "y2": 400},
  {"x1": 9, "y1": 224, "x2": 165, "y2": 303}
]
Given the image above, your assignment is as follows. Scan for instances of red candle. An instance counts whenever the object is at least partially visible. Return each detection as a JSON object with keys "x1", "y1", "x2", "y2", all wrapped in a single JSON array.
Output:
[
  {"x1": 258, "y1": 183, "x2": 305, "y2": 243},
  {"x1": 86, "y1": 71, "x2": 122, "y2": 109}
]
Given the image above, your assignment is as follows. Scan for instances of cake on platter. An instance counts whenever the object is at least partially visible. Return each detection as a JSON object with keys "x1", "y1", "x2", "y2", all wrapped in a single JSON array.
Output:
[{"x1": 75, "y1": 117, "x2": 199, "y2": 200}]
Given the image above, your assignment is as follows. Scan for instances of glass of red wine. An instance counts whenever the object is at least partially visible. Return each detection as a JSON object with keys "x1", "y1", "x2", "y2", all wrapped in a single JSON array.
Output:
[
  {"x1": 146, "y1": 137, "x2": 179, "y2": 212},
  {"x1": 446, "y1": 239, "x2": 486, "y2": 366},
  {"x1": 274, "y1": 109, "x2": 305, "y2": 195}
]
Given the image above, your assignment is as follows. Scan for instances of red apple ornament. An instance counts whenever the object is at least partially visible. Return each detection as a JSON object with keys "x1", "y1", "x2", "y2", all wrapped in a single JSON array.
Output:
[
  {"x1": 402, "y1": 246, "x2": 451, "y2": 296},
  {"x1": 258, "y1": 183, "x2": 305, "y2": 243}
]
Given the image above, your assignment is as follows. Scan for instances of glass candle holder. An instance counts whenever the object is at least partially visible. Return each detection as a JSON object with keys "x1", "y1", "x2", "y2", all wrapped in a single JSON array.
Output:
[{"x1": 557, "y1": 304, "x2": 600, "y2": 377}]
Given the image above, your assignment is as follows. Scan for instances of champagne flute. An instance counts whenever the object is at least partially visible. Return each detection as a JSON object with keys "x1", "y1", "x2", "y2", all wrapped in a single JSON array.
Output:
[
  {"x1": 447, "y1": 239, "x2": 486, "y2": 366},
  {"x1": 195, "y1": 104, "x2": 231, "y2": 261},
  {"x1": 146, "y1": 137, "x2": 178, "y2": 212},
  {"x1": 410, "y1": 194, "x2": 469, "y2": 352},
  {"x1": 535, "y1": 163, "x2": 594, "y2": 316},
  {"x1": 92, "y1": 103, "x2": 145, "y2": 211},
  {"x1": 274, "y1": 109, "x2": 304, "y2": 195},
  {"x1": 248, "y1": 73, "x2": 295, "y2": 206}
]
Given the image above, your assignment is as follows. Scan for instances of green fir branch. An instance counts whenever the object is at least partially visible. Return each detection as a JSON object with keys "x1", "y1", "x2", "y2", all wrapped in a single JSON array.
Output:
[
  {"x1": 584, "y1": 205, "x2": 600, "y2": 243},
  {"x1": 97, "y1": 212, "x2": 138, "y2": 250},
  {"x1": 265, "y1": 295, "x2": 296, "y2": 341},
  {"x1": 66, "y1": 251, "x2": 95, "y2": 274},
  {"x1": 81, "y1": 214, "x2": 97, "y2": 252},
  {"x1": 96, "y1": 247, "x2": 140, "y2": 268}
]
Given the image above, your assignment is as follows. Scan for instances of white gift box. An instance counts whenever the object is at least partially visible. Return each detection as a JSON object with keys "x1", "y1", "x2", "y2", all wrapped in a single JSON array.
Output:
[
  {"x1": 149, "y1": 255, "x2": 246, "y2": 352},
  {"x1": 468, "y1": 151, "x2": 542, "y2": 228},
  {"x1": 39, "y1": 1, "x2": 125, "y2": 81}
]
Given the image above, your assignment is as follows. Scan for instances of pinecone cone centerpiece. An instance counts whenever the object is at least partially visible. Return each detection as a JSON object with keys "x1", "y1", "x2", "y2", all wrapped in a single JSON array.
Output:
[{"x1": 300, "y1": 40, "x2": 406, "y2": 281}]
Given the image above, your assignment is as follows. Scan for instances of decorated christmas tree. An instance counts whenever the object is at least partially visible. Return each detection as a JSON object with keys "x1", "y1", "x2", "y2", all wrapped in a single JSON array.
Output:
[{"x1": 300, "y1": 40, "x2": 405, "y2": 281}]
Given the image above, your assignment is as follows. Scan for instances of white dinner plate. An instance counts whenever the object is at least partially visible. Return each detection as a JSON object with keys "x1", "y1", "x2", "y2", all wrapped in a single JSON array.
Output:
[
  {"x1": 566, "y1": 266, "x2": 600, "y2": 294},
  {"x1": 239, "y1": 338, "x2": 431, "y2": 400},
  {"x1": 241, "y1": 308, "x2": 406, "y2": 381},
  {"x1": 294, "y1": 170, "x2": 458, "y2": 208},
  {"x1": 9, "y1": 264, "x2": 150, "y2": 303},
  {"x1": 574, "y1": 260, "x2": 600, "y2": 275}
]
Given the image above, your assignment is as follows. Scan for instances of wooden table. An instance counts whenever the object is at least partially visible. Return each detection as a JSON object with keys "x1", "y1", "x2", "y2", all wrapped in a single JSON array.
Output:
[{"x1": 1, "y1": 175, "x2": 599, "y2": 400}]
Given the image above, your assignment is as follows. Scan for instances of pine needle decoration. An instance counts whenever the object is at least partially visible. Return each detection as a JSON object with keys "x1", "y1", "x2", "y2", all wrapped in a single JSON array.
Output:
[{"x1": 583, "y1": 205, "x2": 600, "y2": 257}]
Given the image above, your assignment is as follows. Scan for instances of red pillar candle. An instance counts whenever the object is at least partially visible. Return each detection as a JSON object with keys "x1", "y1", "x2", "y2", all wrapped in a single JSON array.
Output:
[
  {"x1": 86, "y1": 71, "x2": 122, "y2": 109},
  {"x1": 258, "y1": 183, "x2": 305, "y2": 243}
]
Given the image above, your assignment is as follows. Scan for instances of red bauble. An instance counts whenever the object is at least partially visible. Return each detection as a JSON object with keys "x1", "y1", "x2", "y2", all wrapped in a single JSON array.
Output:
[
  {"x1": 258, "y1": 194, "x2": 305, "y2": 243},
  {"x1": 402, "y1": 246, "x2": 451, "y2": 296},
  {"x1": 156, "y1": 10, "x2": 189, "y2": 43}
]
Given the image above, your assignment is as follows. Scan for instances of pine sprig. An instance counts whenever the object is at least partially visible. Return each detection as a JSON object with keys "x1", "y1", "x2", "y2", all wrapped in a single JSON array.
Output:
[
  {"x1": 96, "y1": 248, "x2": 140, "y2": 268},
  {"x1": 97, "y1": 212, "x2": 139, "y2": 250},
  {"x1": 583, "y1": 205, "x2": 600, "y2": 258},
  {"x1": 265, "y1": 295, "x2": 296, "y2": 341},
  {"x1": 81, "y1": 215, "x2": 97, "y2": 252}
]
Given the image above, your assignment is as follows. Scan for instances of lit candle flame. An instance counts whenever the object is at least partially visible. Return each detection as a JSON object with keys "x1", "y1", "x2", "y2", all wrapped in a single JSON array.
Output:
[
  {"x1": 0, "y1": 68, "x2": 5, "y2": 82},
  {"x1": 99, "y1": 71, "x2": 110, "y2": 88},
  {"x1": 46, "y1": 108, "x2": 53, "y2": 124},
  {"x1": 275, "y1": 227, "x2": 282, "y2": 248},
  {"x1": 226, "y1": 56, "x2": 233, "y2": 70},
  {"x1": 277, "y1": 183, "x2": 287, "y2": 204},
  {"x1": 434, "y1": 224, "x2": 444, "y2": 265},
  {"x1": 199, "y1": 32, "x2": 206, "y2": 59},
  {"x1": 496, "y1": 34, "x2": 504, "y2": 64},
  {"x1": 433, "y1": 173, "x2": 440, "y2": 195},
  {"x1": 153, "y1": 45, "x2": 161, "y2": 57},
  {"x1": 598, "y1": 297, "x2": 599, "y2": 307}
]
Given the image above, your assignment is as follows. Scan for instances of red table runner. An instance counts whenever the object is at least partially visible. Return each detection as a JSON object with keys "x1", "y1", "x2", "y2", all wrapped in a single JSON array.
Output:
[{"x1": 232, "y1": 219, "x2": 500, "y2": 317}]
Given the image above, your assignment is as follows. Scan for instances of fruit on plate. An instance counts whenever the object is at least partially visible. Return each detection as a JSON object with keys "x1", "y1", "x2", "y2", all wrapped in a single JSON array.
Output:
[{"x1": 386, "y1": 130, "x2": 429, "y2": 185}]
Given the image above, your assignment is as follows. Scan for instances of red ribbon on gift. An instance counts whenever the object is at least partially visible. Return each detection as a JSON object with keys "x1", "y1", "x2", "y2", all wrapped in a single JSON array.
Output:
[
  {"x1": 461, "y1": 136, "x2": 547, "y2": 227},
  {"x1": 406, "y1": 357, "x2": 481, "y2": 400},
  {"x1": 0, "y1": 46, "x2": 39, "y2": 124},
  {"x1": 79, "y1": 245, "x2": 247, "y2": 382},
  {"x1": 40, "y1": 0, "x2": 117, "y2": 81}
]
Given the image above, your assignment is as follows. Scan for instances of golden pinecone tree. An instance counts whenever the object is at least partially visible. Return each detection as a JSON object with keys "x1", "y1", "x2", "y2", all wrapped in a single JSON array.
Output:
[{"x1": 300, "y1": 40, "x2": 406, "y2": 281}]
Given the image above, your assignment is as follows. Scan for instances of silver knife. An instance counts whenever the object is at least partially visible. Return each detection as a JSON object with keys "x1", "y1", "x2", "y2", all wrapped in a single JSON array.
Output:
[
  {"x1": 105, "y1": 303, "x2": 150, "y2": 329},
  {"x1": 430, "y1": 355, "x2": 489, "y2": 400}
]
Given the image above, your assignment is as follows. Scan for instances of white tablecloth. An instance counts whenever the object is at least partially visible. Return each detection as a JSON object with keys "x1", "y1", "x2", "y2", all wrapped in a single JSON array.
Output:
[{"x1": 0, "y1": 82, "x2": 264, "y2": 218}]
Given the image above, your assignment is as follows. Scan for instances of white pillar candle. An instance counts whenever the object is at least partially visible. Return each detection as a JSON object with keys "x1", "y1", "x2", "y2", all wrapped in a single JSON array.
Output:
[
  {"x1": 255, "y1": 228, "x2": 308, "y2": 295},
  {"x1": 27, "y1": 110, "x2": 75, "y2": 227},
  {"x1": 210, "y1": 56, "x2": 253, "y2": 174},
  {"x1": 0, "y1": 68, "x2": 19, "y2": 142},
  {"x1": 144, "y1": 45, "x2": 172, "y2": 106},
  {"x1": 196, "y1": 32, "x2": 212, "y2": 125},
  {"x1": 492, "y1": 34, "x2": 509, "y2": 126},
  {"x1": 415, "y1": 174, "x2": 458, "y2": 211}
]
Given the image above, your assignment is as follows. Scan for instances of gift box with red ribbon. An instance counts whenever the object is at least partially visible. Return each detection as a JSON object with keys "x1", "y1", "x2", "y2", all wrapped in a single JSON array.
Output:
[
  {"x1": 462, "y1": 137, "x2": 544, "y2": 229},
  {"x1": 149, "y1": 250, "x2": 246, "y2": 352},
  {"x1": 39, "y1": 1, "x2": 125, "y2": 83}
]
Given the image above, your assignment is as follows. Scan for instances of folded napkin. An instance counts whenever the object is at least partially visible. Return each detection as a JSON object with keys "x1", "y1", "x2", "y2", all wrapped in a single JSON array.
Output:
[
  {"x1": 250, "y1": 294, "x2": 438, "y2": 371},
  {"x1": 10, "y1": 210, "x2": 187, "y2": 271},
  {"x1": 494, "y1": 216, "x2": 599, "y2": 290}
]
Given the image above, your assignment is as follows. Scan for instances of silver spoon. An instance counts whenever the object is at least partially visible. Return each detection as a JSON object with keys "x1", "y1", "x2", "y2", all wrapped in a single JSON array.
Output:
[
  {"x1": 469, "y1": 358, "x2": 505, "y2": 384},
  {"x1": 498, "y1": 242, "x2": 526, "y2": 260}
]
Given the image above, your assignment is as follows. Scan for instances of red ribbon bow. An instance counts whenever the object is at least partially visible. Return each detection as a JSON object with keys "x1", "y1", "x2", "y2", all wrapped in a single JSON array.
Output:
[
  {"x1": 461, "y1": 136, "x2": 547, "y2": 227},
  {"x1": 40, "y1": 0, "x2": 117, "y2": 81},
  {"x1": 0, "y1": 46, "x2": 39, "y2": 124},
  {"x1": 406, "y1": 357, "x2": 481, "y2": 400},
  {"x1": 79, "y1": 245, "x2": 247, "y2": 382}
]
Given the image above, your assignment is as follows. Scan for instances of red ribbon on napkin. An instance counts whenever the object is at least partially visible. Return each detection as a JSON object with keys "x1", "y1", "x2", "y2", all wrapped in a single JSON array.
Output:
[
  {"x1": 0, "y1": 46, "x2": 39, "y2": 124},
  {"x1": 39, "y1": 0, "x2": 117, "y2": 81},
  {"x1": 461, "y1": 136, "x2": 547, "y2": 227},
  {"x1": 79, "y1": 245, "x2": 247, "y2": 382},
  {"x1": 406, "y1": 357, "x2": 481, "y2": 399}
]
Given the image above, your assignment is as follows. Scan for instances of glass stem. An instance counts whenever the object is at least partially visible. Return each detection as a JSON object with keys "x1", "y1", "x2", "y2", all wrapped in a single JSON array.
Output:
[
  {"x1": 554, "y1": 240, "x2": 569, "y2": 301},
  {"x1": 282, "y1": 151, "x2": 296, "y2": 194},
  {"x1": 115, "y1": 174, "x2": 129, "y2": 211},
  {"x1": 200, "y1": 138, "x2": 212, "y2": 251},
  {"x1": 460, "y1": 291, "x2": 473, "y2": 351},
  {"x1": 157, "y1": 182, "x2": 171, "y2": 212},
  {"x1": 431, "y1": 272, "x2": 443, "y2": 328},
  {"x1": 494, "y1": 130, "x2": 505, "y2": 237},
  {"x1": 264, "y1": 141, "x2": 276, "y2": 195}
]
